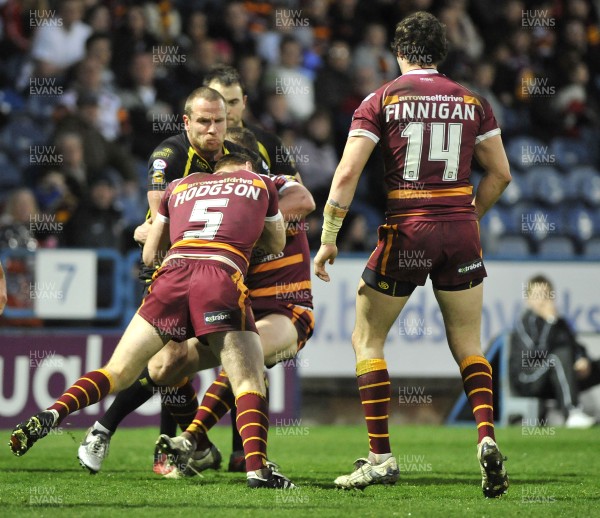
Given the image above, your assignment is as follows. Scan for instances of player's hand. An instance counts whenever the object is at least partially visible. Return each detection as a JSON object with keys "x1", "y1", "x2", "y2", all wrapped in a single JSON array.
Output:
[
  {"x1": 134, "y1": 220, "x2": 152, "y2": 245},
  {"x1": 314, "y1": 243, "x2": 338, "y2": 282},
  {"x1": 574, "y1": 357, "x2": 591, "y2": 380}
]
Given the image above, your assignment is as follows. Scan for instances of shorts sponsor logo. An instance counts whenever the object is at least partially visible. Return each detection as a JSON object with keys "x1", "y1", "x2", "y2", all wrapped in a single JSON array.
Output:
[
  {"x1": 378, "y1": 281, "x2": 389, "y2": 290},
  {"x1": 457, "y1": 259, "x2": 483, "y2": 275},
  {"x1": 204, "y1": 311, "x2": 231, "y2": 324},
  {"x1": 153, "y1": 159, "x2": 167, "y2": 169}
]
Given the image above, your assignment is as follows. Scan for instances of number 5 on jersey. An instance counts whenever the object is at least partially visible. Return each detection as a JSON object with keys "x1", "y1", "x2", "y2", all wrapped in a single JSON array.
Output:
[{"x1": 185, "y1": 198, "x2": 229, "y2": 240}]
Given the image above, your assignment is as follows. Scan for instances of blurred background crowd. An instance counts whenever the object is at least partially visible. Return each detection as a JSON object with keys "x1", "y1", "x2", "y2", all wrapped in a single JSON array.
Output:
[{"x1": 0, "y1": 0, "x2": 599, "y2": 261}]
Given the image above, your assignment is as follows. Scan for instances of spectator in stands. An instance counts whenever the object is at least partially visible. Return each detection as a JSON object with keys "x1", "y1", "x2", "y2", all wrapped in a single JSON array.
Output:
[
  {"x1": 220, "y1": 1, "x2": 256, "y2": 58},
  {"x1": 84, "y1": 32, "x2": 116, "y2": 90},
  {"x1": 553, "y1": 60, "x2": 599, "y2": 138},
  {"x1": 263, "y1": 36, "x2": 315, "y2": 122},
  {"x1": 259, "y1": 91, "x2": 295, "y2": 136},
  {"x1": 28, "y1": 0, "x2": 92, "y2": 78},
  {"x1": 53, "y1": 93, "x2": 138, "y2": 193},
  {"x1": 337, "y1": 213, "x2": 372, "y2": 253},
  {"x1": 119, "y1": 52, "x2": 175, "y2": 160},
  {"x1": 177, "y1": 10, "x2": 209, "y2": 54},
  {"x1": 84, "y1": 3, "x2": 111, "y2": 33},
  {"x1": 111, "y1": 5, "x2": 159, "y2": 84},
  {"x1": 510, "y1": 275, "x2": 600, "y2": 428},
  {"x1": 315, "y1": 41, "x2": 353, "y2": 115},
  {"x1": 468, "y1": 62, "x2": 504, "y2": 127},
  {"x1": 328, "y1": 0, "x2": 365, "y2": 47},
  {"x1": 0, "y1": 188, "x2": 40, "y2": 250},
  {"x1": 61, "y1": 57, "x2": 123, "y2": 142},
  {"x1": 53, "y1": 131, "x2": 87, "y2": 198},
  {"x1": 34, "y1": 170, "x2": 79, "y2": 227},
  {"x1": 237, "y1": 54, "x2": 264, "y2": 121},
  {"x1": 294, "y1": 110, "x2": 338, "y2": 207},
  {"x1": 142, "y1": 1, "x2": 182, "y2": 45},
  {"x1": 63, "y1": 175, "x2": 124, "y2": 251},
  {"x1": 352, "y1": 23, "x2": 398, "y2": 85}
]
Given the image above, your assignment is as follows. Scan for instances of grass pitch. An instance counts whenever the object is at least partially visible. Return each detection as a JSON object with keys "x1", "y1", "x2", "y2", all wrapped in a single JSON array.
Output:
[{"x1": 0, "y1": 424, "x2": 598, "y2": 517}]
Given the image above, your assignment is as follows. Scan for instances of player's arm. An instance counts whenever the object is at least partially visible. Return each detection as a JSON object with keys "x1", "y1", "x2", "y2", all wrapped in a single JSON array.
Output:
[
  {"x1": 256, "y1": 212, "x2": 286, "y2": 254},
  {"x1": 147, "y1": 190, "x2": 163, "y2": 222},
  {"x1": 0, "y1": 260, "x2": 7, "y2": 315},
  {"x1": 278, "y1": 183, "x2": 316, "y2": 221},
  {"x1": 255, "y1": 177, "x2": 286, "y2": 254},
  {"x1": 473, "y1": 135, "x2": 512, "y2": 219},
  {"x1": 314, "y1": 136, "x2": 376, "y2": 282},
  {"x1": 142, "y1": 216, "x2": 170, "y2": 267}
]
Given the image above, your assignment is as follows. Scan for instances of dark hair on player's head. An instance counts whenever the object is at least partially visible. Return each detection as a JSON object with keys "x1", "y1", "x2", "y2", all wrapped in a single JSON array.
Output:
[
  {"x1": 391, "y1": 11, "x2": 448, "y2": 66},
  {"x1": 202, "y1": 65, "x2": 245, "y2": 92},
  {"x1": 184, "y1": 87, "x2": 226, "y2": 117},
  {"x1": 226, "y1": 127, "x2": 259, "y2": 155},
  {"x1": 215, "y1": 152, "x2": 254, "y2": 172},
  {"x1": 226, "y1": 127, "x2": 263, "y2": 173},
  {"x1": 526, "y1": 274, "x2": 554, "y2": 295}
]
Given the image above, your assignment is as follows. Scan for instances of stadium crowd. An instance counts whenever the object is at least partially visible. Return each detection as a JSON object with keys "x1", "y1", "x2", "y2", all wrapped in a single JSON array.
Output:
[{"x1": 0, "y1": 0, "x2": 599, "y2": 258}]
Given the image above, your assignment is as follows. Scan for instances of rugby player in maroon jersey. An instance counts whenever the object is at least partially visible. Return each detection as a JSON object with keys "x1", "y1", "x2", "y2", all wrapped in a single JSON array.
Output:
[
  {"x1": 10, "y1": 154, "x2": 296, "y2": 489},
  {"x1": 314, "y1": 12, "x2": 511, "y2": 497}
]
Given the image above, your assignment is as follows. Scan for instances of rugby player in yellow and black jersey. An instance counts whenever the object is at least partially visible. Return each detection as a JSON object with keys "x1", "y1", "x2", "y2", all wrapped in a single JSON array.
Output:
[
  {"x1": 139, "y1": 86, "x2": 249, "y2": 284},
  {"x1": 202, "y1": 65, "x2": 297, "y2": 178}
]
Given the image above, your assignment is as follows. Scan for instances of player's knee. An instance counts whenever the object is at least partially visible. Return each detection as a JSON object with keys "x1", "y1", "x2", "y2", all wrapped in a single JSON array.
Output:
[
  {"x1": 149, "y1": 347, "x2": 187, "y2": 384},
  {"x1": 102, "y1": 363, "x2": 138, "y2": 392}
]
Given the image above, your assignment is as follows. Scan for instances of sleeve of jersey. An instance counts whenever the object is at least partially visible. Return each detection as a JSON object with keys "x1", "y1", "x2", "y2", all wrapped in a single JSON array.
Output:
[
  {"x1": 147, "y1": 145, "x2": 179, "y2": 191},
  {"x1": 348, "y1": 92, "x2": 382, "y2": 144},
  {"x1": 264, "y1": 177, "x2": 281, "y2": 221},
  {"x1": 475, "y1": 97, "x2": 501, "y2": 144},
  {"x1": 273, "y1": 174, "x2": 297, "y2": 194}
]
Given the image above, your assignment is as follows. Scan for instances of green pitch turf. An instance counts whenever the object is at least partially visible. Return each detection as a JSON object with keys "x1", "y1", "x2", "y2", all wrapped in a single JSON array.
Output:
[{"x1": 1, "y1": 424, "x2": 598, "y2": 517}]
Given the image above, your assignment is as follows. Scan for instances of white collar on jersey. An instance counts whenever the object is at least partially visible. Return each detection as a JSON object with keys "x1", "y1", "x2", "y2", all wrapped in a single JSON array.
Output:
[{"x1": 402, "y1": 68, "x2": 440, "y2": 75}]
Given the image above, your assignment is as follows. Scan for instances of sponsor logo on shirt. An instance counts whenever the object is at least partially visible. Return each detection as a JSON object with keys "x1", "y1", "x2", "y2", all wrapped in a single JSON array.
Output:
[
  {"x1": 204, "y1": 310, "x2": 232, "y2": 324},
  {"x1": 152, "y1": 147, "x2": 174, "y2": 158},
  {"x1": 153, "y1": 159, "x2": 167, "y2": 170},
  {"x1": 457, "y1": 258, "x2": 484, "y2": 275},
  {"x1": 151, "y1": 170, "x2": 165, "y2": 184}
]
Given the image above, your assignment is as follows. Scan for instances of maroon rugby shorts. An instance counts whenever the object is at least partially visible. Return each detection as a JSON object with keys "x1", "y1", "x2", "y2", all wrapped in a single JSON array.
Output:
[
  {"x1": 364, "y1": 219, "x2": 486, "y2": 295},
  {"x1": 137, "y1": 259, "x2": 256, "y2": 341}
]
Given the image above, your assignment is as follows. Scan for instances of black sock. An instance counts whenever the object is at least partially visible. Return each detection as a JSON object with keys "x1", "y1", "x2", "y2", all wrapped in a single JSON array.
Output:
[
  {"x1": 160, "y1": 405, "x2": 178, "y2": 437},
  {"x1": 230, "y1": 405, "x2": 243, "y2": 452},
  {"x1": 99, "y1": 367, "x2": 156, "y2": 433}
]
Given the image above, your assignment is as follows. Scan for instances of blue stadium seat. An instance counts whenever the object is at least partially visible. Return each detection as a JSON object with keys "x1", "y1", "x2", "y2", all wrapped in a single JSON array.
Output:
[
  {"x1": 524, "y1": 166, "x2": 565, "y2": 205},
  {"x1": 550, "y1": 137, "x2": 593, "y2": 170},
  {"x1": 536, "y1": 236, "x2": 576, "y2": 258},
  {"x1": 580, "y1": 174, "x2": 600, "y2": 206},
  {"x1": 0, "y1": 114, "x2": 51, "y2": 170},
  {"x1": 565, "y1": 205, "x2": 595, "y2": 244},
  {"x1": 517, "y1": 205, "x2": 564, "y2": 242},
  {"x1": 480, "y1": 205, "x2": 515, "y2": 236},
  {"x1": 564, "y1": 166, "x2": 599, "y2": 201},
  {"x1": 0, "y1": 150, "x2": 22, "y2": 188},
  {"x1": 506, "y1": 136, "x2": 548, "y2": 171},
  {"x1": 491, "y1": 235, "x2": 532, "y2": 258},
  {"x1": 582, "y1": 238, "x2": 600, "y2": 258}
]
